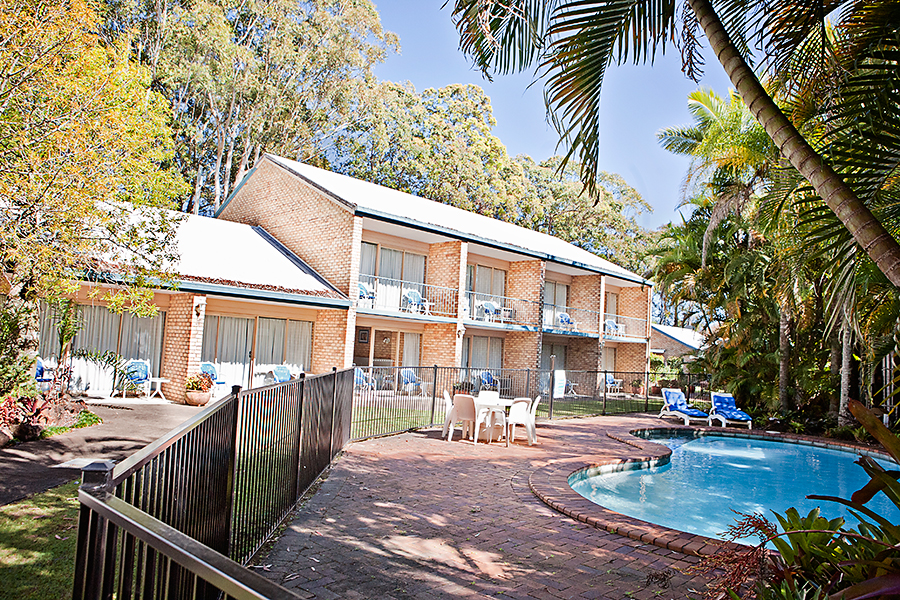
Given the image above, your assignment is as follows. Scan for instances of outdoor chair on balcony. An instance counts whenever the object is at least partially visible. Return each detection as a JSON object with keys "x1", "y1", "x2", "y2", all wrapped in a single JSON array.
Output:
[
  {"x1": 605, "y1": 372, "x2": 623, "y2": 394},
  {"x1": 481, "y1": 301, "x2": 501, "y2": 322},
  {"x1": 659, "y1": 388, "x2": 710, "y2": 426},
  {"x1": 402, "y1": 289, "x2": 431, "y2": 314},
  {"x1": 558, "y1": 312, "x2": 577, "y2": 331},
  {"x1": 709, "y1": 391, "x2": 753, "y2": 429},
  {"x1": 358, "y1": 282, "x2": 375, "y2": 308},
  {"x1": 604, "y1": 319, "x2": 620, "y2": 336},
  {"x1": 120, "y1": 359, "x2": 151, "y2": 398}
]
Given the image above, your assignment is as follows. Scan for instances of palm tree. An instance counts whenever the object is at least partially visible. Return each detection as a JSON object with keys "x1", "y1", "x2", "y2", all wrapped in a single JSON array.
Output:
[{"x1": 451, "y1": 0, "x2": 900, "y2": 287}]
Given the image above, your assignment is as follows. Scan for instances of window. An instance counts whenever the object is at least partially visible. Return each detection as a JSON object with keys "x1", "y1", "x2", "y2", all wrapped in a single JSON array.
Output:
[
  {"x1": 462, "y1": 335, "x2": 503, "y2": 370},
  {"x1": 359, "y1": 242, "x2": 426, "y2": 284},
  {"x1": 605, "y1": 292, "x2": 618, "y2": 316},
  {"x1": 466, "y1": 264, "x2": 506, "y2": 297},
  {"x1": 543, "y1": 282, "x2": 569, "y2": 325}
]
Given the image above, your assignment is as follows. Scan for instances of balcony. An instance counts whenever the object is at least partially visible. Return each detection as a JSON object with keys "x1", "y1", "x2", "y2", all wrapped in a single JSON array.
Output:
[
  {"x1": 542, "y1": 305, "x2": 603, "y2": 335},
  {"x1": 357, "y1": 275, "x2": 457, "y2": 318},
  {"x1": 463, "y1": 292, "x2": 541, "y2": 328},
  {"x1": 603, "y1": 313, "x2": 647, "y2": 340}
]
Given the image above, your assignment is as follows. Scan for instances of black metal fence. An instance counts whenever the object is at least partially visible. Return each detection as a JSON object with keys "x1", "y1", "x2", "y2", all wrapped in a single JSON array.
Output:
[
  {"x1": 350, "y1": 365, "x2": 710, "y2": 440},
  {"x1": 73, "y1": 368, "x2": 353, "y2": 600}
]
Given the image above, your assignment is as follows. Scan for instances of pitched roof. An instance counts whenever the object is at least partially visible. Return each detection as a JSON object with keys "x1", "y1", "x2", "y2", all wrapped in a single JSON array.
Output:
[
  {"x1": 651, "y1": 324, "x2": 705, "y2": 351},
  {"x1": 260, "y1": 155, "x2": 650, "y2": 284},
  {"x1": 173, "y1": 214, "x2": 346, "y2": 300}
]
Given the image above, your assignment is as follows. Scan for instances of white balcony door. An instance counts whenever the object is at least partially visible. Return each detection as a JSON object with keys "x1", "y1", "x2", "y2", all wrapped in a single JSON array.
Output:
[
  {"x1": 544, "y1": 282, "x2": 568, "y2": 326},
  {"x1": 402, "y1": 332, "x2": 420, "y2": 366},
  {"x1": 602, "y1": 346, "x2": 617, "y2": 372},
  {"x1": 378, "y1": 248, "x2": 403, "y2": 309}
]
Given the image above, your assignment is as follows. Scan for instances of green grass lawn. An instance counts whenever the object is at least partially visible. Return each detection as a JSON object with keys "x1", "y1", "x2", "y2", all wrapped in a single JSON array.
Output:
[{"x1": 0, "y1": 482, "x2": 80, "y2": 600}]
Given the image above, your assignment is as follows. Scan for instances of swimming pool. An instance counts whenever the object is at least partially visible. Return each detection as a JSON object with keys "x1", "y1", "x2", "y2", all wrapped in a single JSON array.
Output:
[{"x1": 568, "y1": 431, "x2": 900, "y2": 546}]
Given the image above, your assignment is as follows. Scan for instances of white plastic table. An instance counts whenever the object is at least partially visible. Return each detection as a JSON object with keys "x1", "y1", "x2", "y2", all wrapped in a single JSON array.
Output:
[{"x1": 149, "y1": 377, "x2": 170, "y2": 400}]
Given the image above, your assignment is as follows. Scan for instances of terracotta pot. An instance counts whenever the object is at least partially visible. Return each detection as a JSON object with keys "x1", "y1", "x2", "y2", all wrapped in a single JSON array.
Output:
[{"x1": 184, "y1": 391, "x2": 211, "y2": 406}]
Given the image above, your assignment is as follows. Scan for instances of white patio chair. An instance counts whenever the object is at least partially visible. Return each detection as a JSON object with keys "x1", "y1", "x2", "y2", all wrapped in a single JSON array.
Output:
[
  {"x1": 447, "y1": 394, "x2": 493, "y2": 444},
  {"x1": 507, "y1": 397, "x2": 536, "y2": 446}
]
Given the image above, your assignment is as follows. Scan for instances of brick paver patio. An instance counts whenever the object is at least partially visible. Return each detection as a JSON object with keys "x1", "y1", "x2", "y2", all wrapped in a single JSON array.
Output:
[{"x1": 256, "y1": 415, "x2": 724, "y2": 599}]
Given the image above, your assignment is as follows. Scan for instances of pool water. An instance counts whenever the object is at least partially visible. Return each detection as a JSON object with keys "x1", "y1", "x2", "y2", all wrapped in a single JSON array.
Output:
[{"x1": 569, "y1": 433, "x2": 900, "y2": 546}]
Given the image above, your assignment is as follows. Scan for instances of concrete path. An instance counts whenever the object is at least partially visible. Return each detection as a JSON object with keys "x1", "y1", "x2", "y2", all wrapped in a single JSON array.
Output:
[
  {"x1": 0, "y1": 401, "x2": 202, "y2": 505},
  {"x1": 258, "y1": 415, "x2": 713, "y2": 599}
]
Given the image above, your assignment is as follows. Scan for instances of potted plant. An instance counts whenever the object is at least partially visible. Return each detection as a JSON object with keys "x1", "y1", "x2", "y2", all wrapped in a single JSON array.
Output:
[
  {"x1": 184, "y1": 372, "x2": 214, "y2": 406},
  {"x1": 630, "y1": 379, "x2": 644, "y2": 395}
]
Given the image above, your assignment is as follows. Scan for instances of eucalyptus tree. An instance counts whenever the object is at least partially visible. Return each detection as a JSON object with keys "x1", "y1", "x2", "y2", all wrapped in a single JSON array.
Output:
[
  {"x1": 451, "y1": 0, "x2": 900, "y2": 288},
  {"x1": 149, "y1": 0, "x2": 397, "y2": 214}
]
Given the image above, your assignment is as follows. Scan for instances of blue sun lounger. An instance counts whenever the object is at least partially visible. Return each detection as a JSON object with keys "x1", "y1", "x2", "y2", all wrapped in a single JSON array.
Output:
[
  {"x1": 709, "y1": 391, "x2": 753, "y2": 429},
  {"x1": 659, "y1": 388, "x2": 709, "y2": 426}
]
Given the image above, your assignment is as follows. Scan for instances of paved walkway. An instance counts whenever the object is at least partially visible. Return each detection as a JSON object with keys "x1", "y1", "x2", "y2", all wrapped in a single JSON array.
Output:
[
  {"x1": 258, "y1": 415, "x2": 714, "y2": 599},
  {"x1": 0, "y1": 400, "x2": 202, "y2": 505}
]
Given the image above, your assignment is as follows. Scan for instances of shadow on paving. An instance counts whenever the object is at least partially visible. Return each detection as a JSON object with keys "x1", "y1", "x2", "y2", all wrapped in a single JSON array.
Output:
[{"x1": 257, "y1": 417, "x2": 710, "y2": 600}]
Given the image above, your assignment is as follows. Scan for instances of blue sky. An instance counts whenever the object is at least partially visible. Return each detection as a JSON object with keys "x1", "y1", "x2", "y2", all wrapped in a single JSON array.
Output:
[{"x1": 371, "y1": 1, "x2": 734, "y2": 230}]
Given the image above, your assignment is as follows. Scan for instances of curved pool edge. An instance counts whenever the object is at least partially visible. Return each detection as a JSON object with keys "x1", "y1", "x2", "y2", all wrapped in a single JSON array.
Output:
[{"x1": 527, "y1": 425, "x2": 894, "y2": 558}]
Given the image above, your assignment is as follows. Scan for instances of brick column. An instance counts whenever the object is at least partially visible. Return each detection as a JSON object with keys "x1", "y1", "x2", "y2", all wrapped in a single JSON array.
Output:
[
  {"x1": 160, "y1": 294, "x2": 206, "y2": 404},
  {"x1": 311, "y1": 309, "x2": 355, "y2": 373}
]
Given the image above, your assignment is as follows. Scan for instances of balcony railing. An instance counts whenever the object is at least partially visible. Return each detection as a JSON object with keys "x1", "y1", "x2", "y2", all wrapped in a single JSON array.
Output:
[
  {"x1": 463, "y1": 292, "x2": 541, "y2": 327},
  {"x1": 357, "y1": 275, "x2": 458, "y2": 318},
  {"x1": 542, "y1": 305, "x2": 603, "y2": 334},
  {"x1": 603, "y1": 313, "x2": 647, "y2": 339}
]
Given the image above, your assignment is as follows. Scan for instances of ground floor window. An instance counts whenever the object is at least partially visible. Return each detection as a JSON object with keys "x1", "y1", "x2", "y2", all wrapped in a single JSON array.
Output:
[
  {"x1": 462, "y1": 335, "x2": 503, "y2": 371},
  {"x1": 37, "y1": 302, "x2": 166, "y2": 393},
  {"x1": 402, "y1": 332, "x2": 420, "y2": 366},
  {"x1": 602, "y1": 346, "x2": 617, "y2": 372},
  {"x1": 540, "y1": 343, "x2": 567, "y2": 371},
  {"x1": 202, "y1": 315, "x2": 312, "y2": 389}
]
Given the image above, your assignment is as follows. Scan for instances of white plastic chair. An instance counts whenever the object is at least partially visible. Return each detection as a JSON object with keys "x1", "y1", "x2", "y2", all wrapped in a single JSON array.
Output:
[
  {"x1": 442, "y1": 390, "x2": 460, "y2": 438},
  {"x1": 448, "y1": 394, "x2": 500, "y2": 445},
  {"x1": 507, "y1": 397, "x2": 537, "y2": 445},
  {"x1": 530, "y1": 396, "x2": 541, "y2": 443}
]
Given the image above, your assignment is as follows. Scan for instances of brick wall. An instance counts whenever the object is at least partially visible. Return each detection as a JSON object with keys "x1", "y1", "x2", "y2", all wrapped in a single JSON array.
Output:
[
  {"x1": 219, "y1": 157, "x2": 357, "y2": 295},
  {"x1": 567, "y1": 337, "x2": 601, "y2": 372},
  {"x1": 372, "y1": 330, "x2": 397, "y2": 362},
  {"x1": 616, "y1": 342, "x2": 649, "y2": 375},
  {"x1": 160, "y1": 294, "x2": 205, "y2": 404},
  {"x1": 507, "y1": 260, "x2": 545, "y2": 326},
  {"x1": 312, "y1": 309, "x2": 355, "y2": 372},
  {"x1": 426, "y1": 241, "x2": 465, "y2": 317},
  {"x1": 619, "y1": 286, "x2": 649, "y2": 328},
  {"x1": 570, "y1": 274, "x2": 601, "y2": 313},
  {"x1": 421, "y1": 323, "x2": 458, "y2": 366},
  {"x1": 503, "y1": 331, "x2": 541, "y2": 371}
]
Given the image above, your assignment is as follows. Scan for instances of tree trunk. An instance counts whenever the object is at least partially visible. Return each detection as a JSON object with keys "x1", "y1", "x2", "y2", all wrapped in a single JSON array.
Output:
[
  {"x1": 829, "y1": 325, "x2": 841, "y2": 417},
  {"x1": 234, "y1": 135, "x2": 253, "y2": 192},
  {"x1": 778, "y1": 299, "x2": 792, "y2": 413},
  {"x1": 222, "y1": 133, "x2": 235, "y2": 201},
  {"x1": 839, "y1": 319, "x2": 853, "y2": 426},
  {"x1": 191, "y1": 167, "x2": 203, "y2": 216},
  {"x1": 689, "y1": 0, "x2": 900, "y2": 288}
]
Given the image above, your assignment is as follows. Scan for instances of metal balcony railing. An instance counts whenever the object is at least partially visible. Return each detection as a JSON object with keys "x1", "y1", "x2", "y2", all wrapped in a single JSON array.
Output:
[
  {"x1": 603, "y1": 313, "x2": 647, "y2": 339},
  {"x1": 462, "y1": 292, "x2": 541, "y2": 327},
  {"x1": 542, "y1": 305, "x2": 603, "y2": 334},
  {"x1": 357, "y1": 274, "x2": 458, "y2": 318}
]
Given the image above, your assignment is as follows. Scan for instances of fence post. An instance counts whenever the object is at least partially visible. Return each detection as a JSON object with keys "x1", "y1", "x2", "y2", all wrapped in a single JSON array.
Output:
[
  {"x1": 548, "y1": 355, "x2": 555, "y2": 420},
  {"x1": 73, "y1": 460, "x2": 116, "y2": 600},
  {"x1": 429, "y1": 365, "x2": 438, "y2": 427},
  {"x1": 525, "y1": 368, "x2": 531, "y2": 400},
  {"x1": 226, "y1": 385, "x2": 241, "y2": 559},
  {"x1": 602, "y1": 370, "x2": 607, "y2": 415},
  {"x1": 294, "y1": 375, "x2": 305, "y2": 502},
  {"x1": 330, "y1": 367, "x2": 338, "y2": 460},
  {"x1": 644, "y1": 371, "x2": 649, "y2": 413}
]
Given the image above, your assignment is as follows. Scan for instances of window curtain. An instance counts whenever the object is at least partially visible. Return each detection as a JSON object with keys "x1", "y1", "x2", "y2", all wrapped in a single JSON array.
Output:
[
  {"x1": 215, "y1": 316, "x2": 254, "y2": 389},
  {"x1": 70, "y1": 306, "x2": 121, "y2": 394},
  {"x1": 605, "y1": 292, "x2": 618, "y2": 317},
  {"x1": 284, "y1": 320, "x2": 312, "y2": 375},
  {"x1": 602, "y1": 347, "x2": 616, "y2": 372},
  {"x1": 402, "y1": 332, "x2": 420, "y2": 367},
  {"x1": 201, "y1": 315, "x2": 219, "y2": 363},
  {"x1": 254, "y1": 317, "x2": 285, "y2": 385},
  {"x1": 119, "y1": 312, "x2": 166, "y2": 376},
  {"x1": 403, "y1": 253, "x2": 426, "y2": 296},
  {"x1": 488, "y1": 337, "x2": 503, "y2": 371},
  {"x1": 471, "y1": 336, "x2": 489, "y2": 370},
  {"x1": 360, "y1": 242, "x2": 377, "y2": 276},
  {"x1": 464, "y1": 265, "x2": 475, "y2": 317},
  {"x1": 492, "y1": 269, "x2": 506, "y2": 299},
  {"x1": 378, "y1": 248, "x2": 403, "y2": 309},
  {"x1": 543, "y1": 283, "x2": 556, "y2": 325}
]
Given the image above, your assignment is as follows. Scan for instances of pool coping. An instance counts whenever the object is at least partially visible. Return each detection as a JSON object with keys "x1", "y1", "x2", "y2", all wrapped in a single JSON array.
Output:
[{"x1": 528, "y1": 425, "x2": 894, "y2": 557}]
